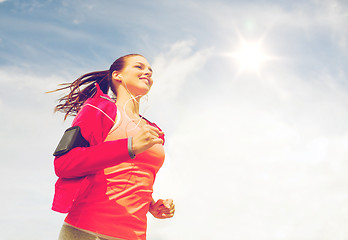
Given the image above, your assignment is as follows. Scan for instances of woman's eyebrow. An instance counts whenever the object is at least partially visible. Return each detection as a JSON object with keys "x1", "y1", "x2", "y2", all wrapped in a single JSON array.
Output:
[{"x1": 136, "y1": 62, "x2": 153, "y2": 72}]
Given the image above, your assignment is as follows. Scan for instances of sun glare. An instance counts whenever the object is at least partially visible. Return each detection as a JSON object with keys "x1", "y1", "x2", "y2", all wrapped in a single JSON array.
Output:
[{"x1": 229, "y1": 40, "x2": 271, "y2": 74}]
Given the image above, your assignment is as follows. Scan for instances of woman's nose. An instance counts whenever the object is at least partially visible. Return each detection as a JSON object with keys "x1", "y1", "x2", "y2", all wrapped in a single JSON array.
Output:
[{"x1": 144, "y1": 69, "x2": 152, "y2": 77}]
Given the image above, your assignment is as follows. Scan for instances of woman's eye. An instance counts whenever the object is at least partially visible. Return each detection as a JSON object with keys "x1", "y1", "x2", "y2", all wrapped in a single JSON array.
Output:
[{"x1": 135, "y1": 65, "x2": 142, "y2": 69}]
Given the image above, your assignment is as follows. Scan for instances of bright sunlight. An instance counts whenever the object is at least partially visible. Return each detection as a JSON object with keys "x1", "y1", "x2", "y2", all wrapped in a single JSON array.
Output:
[{"x1": 228, "y1": 40, "x2": 272, "y2": 74}]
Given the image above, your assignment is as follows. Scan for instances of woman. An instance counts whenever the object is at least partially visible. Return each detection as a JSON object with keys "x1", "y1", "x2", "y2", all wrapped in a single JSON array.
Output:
[{"x1": 51, "y1": 54, "x2": 175, "y2": 240}]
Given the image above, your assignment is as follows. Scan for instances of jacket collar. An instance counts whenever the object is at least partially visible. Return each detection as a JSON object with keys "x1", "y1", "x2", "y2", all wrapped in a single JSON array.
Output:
[{"x1": 93, "y1": 83, "x2": 116, "y2": 103}]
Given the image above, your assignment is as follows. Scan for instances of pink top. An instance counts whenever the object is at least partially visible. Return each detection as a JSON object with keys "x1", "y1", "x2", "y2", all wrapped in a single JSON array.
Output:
[{"x1": 65, "y1": 106, "x2": 165, "y2": 240}]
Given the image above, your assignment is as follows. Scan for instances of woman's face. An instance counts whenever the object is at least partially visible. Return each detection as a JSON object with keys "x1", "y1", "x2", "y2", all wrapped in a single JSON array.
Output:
[{"x1": 114, "y1": 55, "x2": 153, "y2": 96}]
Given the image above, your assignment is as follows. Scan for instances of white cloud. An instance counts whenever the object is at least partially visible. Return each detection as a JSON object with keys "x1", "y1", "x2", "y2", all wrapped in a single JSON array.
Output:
[
  {"x1": 138, "y1": 5, "x2": 348, "y2": 236},
  {"x1": 0, "y1": 66, "x2": 69, "y2": 92},
  {"x1": 148, "y1": 45, "x2": 348, "y2": 239},
  {"x1": 150, "y1": 40, "x2": 213, "y2": 101},
  {"x1": 0, "y1": 67, "x2": 72, "y2": 239},
  {"x1": 191, "y1": 0, "x2": 348, "y2": 55}
]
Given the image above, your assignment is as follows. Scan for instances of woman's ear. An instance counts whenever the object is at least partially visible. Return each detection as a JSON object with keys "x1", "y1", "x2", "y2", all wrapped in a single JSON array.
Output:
[{"x1": 112, "y1": 71, "x2": 122, "y2": 82}]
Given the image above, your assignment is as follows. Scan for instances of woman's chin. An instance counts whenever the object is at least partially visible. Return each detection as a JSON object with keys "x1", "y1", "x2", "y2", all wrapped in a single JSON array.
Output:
[
  {"x1": 138, "y1": 86, "x2": 151, "y2": 95},
  {"x1": 133, "y1": 89, "x2": 150, "y2": 98}
]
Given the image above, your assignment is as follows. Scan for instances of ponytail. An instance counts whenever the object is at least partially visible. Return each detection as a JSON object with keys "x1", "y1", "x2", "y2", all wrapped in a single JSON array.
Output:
[
  {"x1": 50, "y1": 53, "x2": 142, "y2": 120},
  {"x1": 50, "y1": 70, "x2": 110, "y2": 120}
]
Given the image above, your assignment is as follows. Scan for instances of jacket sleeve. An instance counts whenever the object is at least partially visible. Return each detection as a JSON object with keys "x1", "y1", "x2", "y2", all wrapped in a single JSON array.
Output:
[
  {"x1": 54, "y1": 139, "x2": 130, "y2": 178},
  {"x1": 53, "y1": 95, "x2": 129, "y2": 179}
]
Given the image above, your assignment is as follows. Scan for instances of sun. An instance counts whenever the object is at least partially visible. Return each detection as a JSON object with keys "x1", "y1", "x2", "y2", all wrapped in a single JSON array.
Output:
[
  {"x1": 235, "y1": 42, "x2": 265, "y2": 70},
  {"x1": 228, "y1": 40, "x2": 271, "y2": 74}
]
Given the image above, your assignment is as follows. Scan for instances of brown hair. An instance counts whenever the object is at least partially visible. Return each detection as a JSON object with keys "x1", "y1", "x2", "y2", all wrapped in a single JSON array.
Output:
[{"x1": 50, "y1": 54, "x2": 142, "y2": 120}]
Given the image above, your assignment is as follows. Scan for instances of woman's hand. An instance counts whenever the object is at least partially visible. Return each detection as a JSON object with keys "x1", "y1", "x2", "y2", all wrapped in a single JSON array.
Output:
[
  {"x1": 149, "y1": 199, "x2": 175, "y2": 219},
  {"x1": 132, "y1": 125, "x2": 163, "y2": 155}
]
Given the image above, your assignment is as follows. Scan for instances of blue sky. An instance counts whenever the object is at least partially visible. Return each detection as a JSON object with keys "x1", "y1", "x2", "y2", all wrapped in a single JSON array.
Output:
[{"x1": 1, "y1": 0, "x2": 348, "y2": 239}]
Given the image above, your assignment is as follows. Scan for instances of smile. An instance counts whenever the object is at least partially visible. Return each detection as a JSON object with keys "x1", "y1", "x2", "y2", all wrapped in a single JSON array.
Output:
[{"x1": 140, "y1": 77, "x2": 150, "y2": 85}]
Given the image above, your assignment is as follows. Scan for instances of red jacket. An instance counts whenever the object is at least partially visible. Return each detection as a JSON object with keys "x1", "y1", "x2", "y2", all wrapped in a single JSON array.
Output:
[
  {"x1": 52, "y1": 84, "x2": 130, "y2": 213},
  {"x1": 52, "y1": 84, "x2": 164, "y2": 213}
]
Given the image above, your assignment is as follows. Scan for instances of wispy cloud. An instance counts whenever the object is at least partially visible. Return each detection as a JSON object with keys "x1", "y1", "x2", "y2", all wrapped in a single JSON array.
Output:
[
  {"x1": 146, "y1": 2, "x2": 348, "y2": 238},
  {"x1": 151, "y1": 40, "x2": 213, "y2": 101},
  {"x1": 151, "y1": 62, "x2": 348, "y2": 240}
]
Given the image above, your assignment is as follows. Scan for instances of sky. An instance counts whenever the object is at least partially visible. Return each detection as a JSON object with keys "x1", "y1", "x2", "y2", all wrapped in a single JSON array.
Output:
[{"x1": 0, "y1": 0, "x2": 348, "y2": 239}]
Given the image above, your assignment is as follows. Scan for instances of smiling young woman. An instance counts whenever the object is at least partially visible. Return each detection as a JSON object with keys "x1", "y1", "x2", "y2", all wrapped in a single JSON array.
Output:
[{"x1": 50, "y1": 54, "x2": 175, "y2": 240}]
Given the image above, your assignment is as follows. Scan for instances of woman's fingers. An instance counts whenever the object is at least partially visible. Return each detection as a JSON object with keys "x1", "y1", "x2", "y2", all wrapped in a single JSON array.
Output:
[
  {"x1": 144, "y1": 126, "x2": 163, "y2": 145},
  {"x1": 159, "y1": 199, "x2": 173, "y2": 210},
  {"x1": 158, "y1": 199, "x2": 175, "y2": 216},
  {"x1": 132, "y1": 125, "x2": 164, "y2": 155},
  {"x1": 148, "y1": 126, "x2": 163, "y2": 137},
  {"x1": 141, "y1": 125, "x2": 162, "y2": 138},
  {"x1": 149, "y1": 199, "x2": 175, "y2": 219}
]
